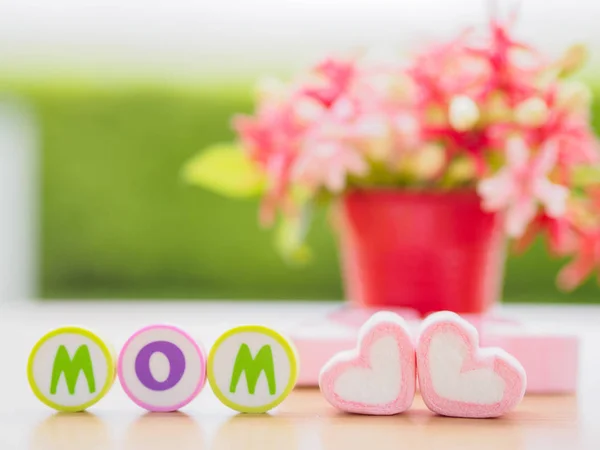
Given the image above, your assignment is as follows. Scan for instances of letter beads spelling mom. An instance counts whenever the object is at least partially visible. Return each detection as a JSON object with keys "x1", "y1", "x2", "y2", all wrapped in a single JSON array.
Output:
[
  {"x1": 207, "y1": 325, "x2": 298, "y2": 413},
  {"x1": 27, "y1": 326, "x2": 116, "y2": 412},
  {"x1": 118, "y1": 325, "x2": 207, "y2": 412}
]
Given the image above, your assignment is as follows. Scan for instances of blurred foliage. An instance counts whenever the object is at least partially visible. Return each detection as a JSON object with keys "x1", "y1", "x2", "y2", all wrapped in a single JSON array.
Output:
[
  {"x1": 183, "y1": 142, "x2": 266, "y2": 198},
  {"x1": 1, "y1": 77, "x2": 600, "y2": 303}
]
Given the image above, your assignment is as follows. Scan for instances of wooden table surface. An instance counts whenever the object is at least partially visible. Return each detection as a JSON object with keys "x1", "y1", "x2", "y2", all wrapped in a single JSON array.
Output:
[{"x1": 1, "y1": 300, "x2": 599, "y2": 450}]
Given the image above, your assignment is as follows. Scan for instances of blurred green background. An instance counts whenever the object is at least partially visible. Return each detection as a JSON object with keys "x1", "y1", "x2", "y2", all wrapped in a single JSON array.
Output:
[{"x1": 4, "y1": 77, "x2": 599, "y2": 303}]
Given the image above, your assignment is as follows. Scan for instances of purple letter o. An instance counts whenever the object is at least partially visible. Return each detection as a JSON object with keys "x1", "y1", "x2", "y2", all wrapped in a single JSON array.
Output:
[{"x1": 134, "y1": 341, "x2": 186, "y2": 391}]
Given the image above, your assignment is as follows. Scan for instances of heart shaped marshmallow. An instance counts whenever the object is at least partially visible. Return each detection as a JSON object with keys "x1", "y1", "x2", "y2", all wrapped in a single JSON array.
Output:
[
  {"x1": 319, "y1": 312, "x2": 416, "y2": 415},
  {"x1": 417, "y1": 311, "x2": 526, "y2": 418}
]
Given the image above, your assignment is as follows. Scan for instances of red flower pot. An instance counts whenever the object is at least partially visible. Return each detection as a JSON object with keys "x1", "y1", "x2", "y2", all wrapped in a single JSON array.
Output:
[{"x1": 337, "y1": 189, "x2": 505, "y2": 316}]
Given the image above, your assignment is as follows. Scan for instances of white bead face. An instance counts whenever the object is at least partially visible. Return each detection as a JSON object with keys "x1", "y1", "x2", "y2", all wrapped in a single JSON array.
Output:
[
  {"x1": 207, "y1": 325, "x2": 298, "y2": 413},
  {"x1": 118, "y1": 325, "x2": 206, "y2": 412},
  {"x1": 27, "y1": 327, "x2": 115, "y2": 412}
]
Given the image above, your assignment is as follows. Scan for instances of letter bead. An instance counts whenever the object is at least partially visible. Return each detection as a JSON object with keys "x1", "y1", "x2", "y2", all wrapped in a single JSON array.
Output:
[
  {"x1": 207, "y1": 325, "x2": 298, "y2": 413},
  {"x1": 27, "y1": 326, "x2": 116, "y2": 412},
  {"x1": 117, "y1": 325, "x2": 207, "y2": 412}
]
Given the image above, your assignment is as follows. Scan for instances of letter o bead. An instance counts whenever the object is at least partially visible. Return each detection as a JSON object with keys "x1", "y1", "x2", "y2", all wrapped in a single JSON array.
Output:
[
  {"x1": 207, "y1": 325, "x2": 298, "y2": 413},
  {"x1": 27, "y1": 326, "x2": 116, "y2": 412},
  {"x1": 118, "y1": 325, "x2": 207, "y2": 412}
]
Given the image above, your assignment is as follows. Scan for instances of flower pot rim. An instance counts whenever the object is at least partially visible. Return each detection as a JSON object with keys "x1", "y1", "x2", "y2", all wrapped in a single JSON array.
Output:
[{"x1": 344, "y1": 186, "x2": 480, "y2": 199}]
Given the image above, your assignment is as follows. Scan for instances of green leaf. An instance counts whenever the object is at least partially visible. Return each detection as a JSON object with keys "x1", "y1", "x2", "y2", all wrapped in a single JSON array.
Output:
[
  {"x1": 274, "y1": 204, "x2": 313, "y2": 265},
  {"x1": 182, "y1": 143, "x2": 266, "y2": 198},
  {"x1": 572, "y1": 165, "x2": 600, "y2": 187}
]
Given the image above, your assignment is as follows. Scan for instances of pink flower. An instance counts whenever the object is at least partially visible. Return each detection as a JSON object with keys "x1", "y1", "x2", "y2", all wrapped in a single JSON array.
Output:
[
  {"x1": 292, "y1": 141, "x2": 368, "y2": 193},
  {"x1": 477, "y1": 137, "x2": 569, "y2": 237},
  {"x1": 521, "y1": 86, "x2": 600, "y2": 181},
  {"x1": 537, "y1": 115, "x2": 599, "y2": 179},
  {"x1": 466, "y1": 19, "x2": 544, "y2": 105},
  {"x1": 409, "y1": 29, "x2": 489, "y2": 105},
  {"x1": 557, "y1": 230, "x2": 600, "y2": 291},
  {"x1": 557, "y1": 188, "x2": 600, "y2": 290},
  {"x1": 513, "y1": 213, "x2": 575, "y2": 256},
  {"x1": 233, "y1": 101, "x2": 306, "y2": 225},
  {"x1": 301, "y1": 58, "x2": 356, "y2": 108},
  {"x1": 408, "y1": 34, "x2": 495, "y2": 174}
]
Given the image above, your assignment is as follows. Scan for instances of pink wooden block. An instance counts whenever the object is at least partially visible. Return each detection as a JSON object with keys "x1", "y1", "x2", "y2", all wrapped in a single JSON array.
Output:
[
  {"x1": 481, "y1": 332, "x2": 578, "y2": 394},
  {"x1": 327, "y1": 307, "x2": 421, "y2": 327}
]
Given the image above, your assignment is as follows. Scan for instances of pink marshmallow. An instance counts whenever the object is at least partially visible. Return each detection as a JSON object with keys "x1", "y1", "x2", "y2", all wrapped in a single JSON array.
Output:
[
  {"x1": 319, "y1": 312, "x2": 416, "y2": 415},
  {"x1": 417, "y1": 311, "x2": 526, "y2": 418}
]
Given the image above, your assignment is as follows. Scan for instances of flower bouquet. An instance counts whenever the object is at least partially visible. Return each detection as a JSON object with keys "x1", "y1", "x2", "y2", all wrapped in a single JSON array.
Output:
[{"x1": 184, "y1": 16, "x2": 600, "y2": 314}]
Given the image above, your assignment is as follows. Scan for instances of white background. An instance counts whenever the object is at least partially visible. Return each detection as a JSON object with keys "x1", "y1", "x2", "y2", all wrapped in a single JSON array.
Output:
[{"x1": 0, "y1": 0, "x2": 598, "y2": 81}]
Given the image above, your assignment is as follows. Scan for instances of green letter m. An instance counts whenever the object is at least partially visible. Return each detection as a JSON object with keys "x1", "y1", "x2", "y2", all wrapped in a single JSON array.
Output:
[
  {"x1": 50, "y1": 345, "x2": 96, "y2": 395},
  {"x1": 229, "y1": 344, "x2": 276, "y2": 395}
]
